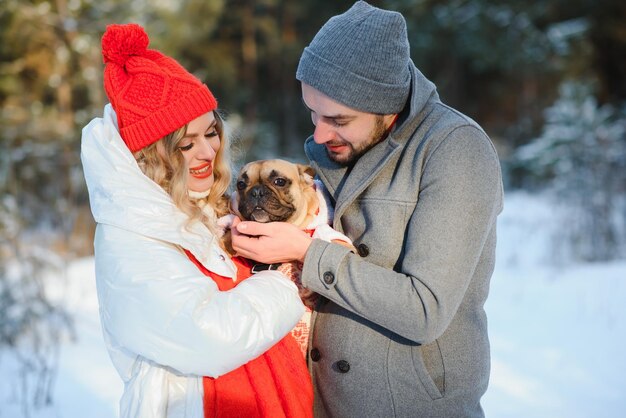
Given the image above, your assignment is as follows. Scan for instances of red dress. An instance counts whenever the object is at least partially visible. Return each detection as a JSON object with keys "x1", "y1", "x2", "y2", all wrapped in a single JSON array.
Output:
[{"x1": 184, "y1": 251, "x2": 313, "y2": 418}]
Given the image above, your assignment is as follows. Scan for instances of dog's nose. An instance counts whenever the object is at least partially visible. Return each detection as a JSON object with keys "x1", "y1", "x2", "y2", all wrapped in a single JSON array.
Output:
[{"x1": 249, "y1": 185, "x2": 267, "y2": 198}]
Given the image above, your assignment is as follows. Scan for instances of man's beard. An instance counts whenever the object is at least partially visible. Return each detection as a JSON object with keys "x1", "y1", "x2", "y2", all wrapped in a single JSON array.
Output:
[{"x1": 326, "y1": 116, "x2": 389, "y2": 166}]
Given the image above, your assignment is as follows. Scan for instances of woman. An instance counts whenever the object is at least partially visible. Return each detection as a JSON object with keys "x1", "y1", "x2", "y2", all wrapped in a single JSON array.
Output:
[{"x1": 81, "y1": 23, "x2": 312, "y2": 417}]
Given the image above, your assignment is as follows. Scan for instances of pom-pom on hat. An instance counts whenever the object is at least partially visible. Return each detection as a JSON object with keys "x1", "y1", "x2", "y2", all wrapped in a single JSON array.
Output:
[
  {"x1": 296, "y1": 1, "x2": 411, "y2": 115},
  {"x1": 102, "y1": 23, "x2": 217, "y2": 152}
]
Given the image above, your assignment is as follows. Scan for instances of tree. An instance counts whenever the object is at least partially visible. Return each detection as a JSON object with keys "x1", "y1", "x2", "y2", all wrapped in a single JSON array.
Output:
[
  {"x1": 0, "y1": 0, "x2": 143, "y2": 412},
  {"x1": 515, "y1": 81, "x2": 626, "y2": 261}
]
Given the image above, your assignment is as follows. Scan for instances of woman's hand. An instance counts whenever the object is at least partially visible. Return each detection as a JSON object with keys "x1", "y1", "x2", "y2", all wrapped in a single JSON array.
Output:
[
  {"x1": 277, "y1": 261, "x2": 318, "y2": 310},
  {"x1": 231, "y1": 217, "x2": 312, "y2": 263}
]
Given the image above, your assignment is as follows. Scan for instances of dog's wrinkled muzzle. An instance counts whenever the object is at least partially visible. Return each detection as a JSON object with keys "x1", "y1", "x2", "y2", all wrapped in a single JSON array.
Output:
[{"x1": 239, "y1": 185, "x2": 295, "y2": 223}]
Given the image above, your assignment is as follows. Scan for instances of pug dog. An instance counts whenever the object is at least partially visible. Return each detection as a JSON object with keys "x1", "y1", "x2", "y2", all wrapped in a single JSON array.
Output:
[
  {"x1": 230, "y1": 159, "x2": 355, "y2": 257},
  {"x1": 218, "y1": 159, "x2": 317, "y2": 259},
  {"x1": 231, "y1": 159, "x2": 320, "y2": 228},
  {"x1": 227, "y1": 159, "x2": 355, "y2": 354}
]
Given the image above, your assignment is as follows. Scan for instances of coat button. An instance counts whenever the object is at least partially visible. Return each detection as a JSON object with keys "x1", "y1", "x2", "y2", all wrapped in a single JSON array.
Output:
[
  {"x1": 335, "y1": 360, "x2": 350, "y2": 373},
  {"x1": 323, "y1": 271, "x2": 335, "y2": 284},
  {"x1": 310, "y1": 348, "x2": 321, "y2": 362},
  {"x1": 357, "y1": 243, "x2": 369, "y2": 257}
]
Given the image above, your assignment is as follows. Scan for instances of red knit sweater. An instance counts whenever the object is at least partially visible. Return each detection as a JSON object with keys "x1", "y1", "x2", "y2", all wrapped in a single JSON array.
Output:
[{"x1": 185, "y1": 251, "x2": 313, "y2": 418}]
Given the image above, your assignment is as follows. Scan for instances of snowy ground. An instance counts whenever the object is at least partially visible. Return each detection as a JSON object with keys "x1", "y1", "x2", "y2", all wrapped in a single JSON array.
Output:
[
  {"x1": 1, "y1": 191, "x2": 625, "y2": 417},
  {"x1": 482, "y1": 192, "x2": 626, "y2": 418}
]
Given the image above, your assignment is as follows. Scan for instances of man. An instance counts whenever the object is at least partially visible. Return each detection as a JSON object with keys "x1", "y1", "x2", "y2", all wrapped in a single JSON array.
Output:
[{"x1": 232, "y1": 1, "x2": 503, "y2": 417}]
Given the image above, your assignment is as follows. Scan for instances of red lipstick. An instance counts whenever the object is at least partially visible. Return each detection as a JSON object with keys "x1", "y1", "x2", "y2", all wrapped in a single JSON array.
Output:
[{"x1": 189, "y1": 162, "x2": 213, "y2": 179}]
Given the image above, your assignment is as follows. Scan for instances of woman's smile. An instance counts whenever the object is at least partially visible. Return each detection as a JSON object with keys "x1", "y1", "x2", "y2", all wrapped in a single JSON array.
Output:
[{"x1": 189, "y1": 162, "x2": 213, "y2": 179}]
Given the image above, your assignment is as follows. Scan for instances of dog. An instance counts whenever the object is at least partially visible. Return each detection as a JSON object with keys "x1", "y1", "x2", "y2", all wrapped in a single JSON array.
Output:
[
  {"x1": 232, "y1": 159, "x2": 319, "y2": 226},
  {"x1": 230, "y1": 159, "x2": 355, "y2": 258},
  {"x1": 221, "y1": 159, "x2": 322, "y2": 258},
  {"x1": 229, "y1": 159, "x2": 355, "y2": 354}
]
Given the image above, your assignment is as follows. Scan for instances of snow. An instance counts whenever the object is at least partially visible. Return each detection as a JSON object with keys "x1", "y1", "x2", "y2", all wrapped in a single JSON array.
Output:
[
  {"x1": 482, "y1": 192, "x2": 626, "y2": 417},
  {"x1": 1, "y1": 190, "x2": 625, "y2": 417}
]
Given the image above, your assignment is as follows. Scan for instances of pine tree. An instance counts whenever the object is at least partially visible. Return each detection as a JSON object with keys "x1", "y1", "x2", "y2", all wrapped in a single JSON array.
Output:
[{"x1": 515, "y1": 81, "x2": 626, "y2": 261}]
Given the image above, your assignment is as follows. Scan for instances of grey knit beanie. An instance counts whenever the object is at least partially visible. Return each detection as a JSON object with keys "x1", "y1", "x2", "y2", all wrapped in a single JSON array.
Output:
[{"x1": 296, "y1": 1, "x2": 411, "y2": 115}]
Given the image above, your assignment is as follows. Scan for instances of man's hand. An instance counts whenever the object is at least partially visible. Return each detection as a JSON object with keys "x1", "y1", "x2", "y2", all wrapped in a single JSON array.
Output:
[{"x1": 231, "y1": 217, "x2": 313, "y2": 263}]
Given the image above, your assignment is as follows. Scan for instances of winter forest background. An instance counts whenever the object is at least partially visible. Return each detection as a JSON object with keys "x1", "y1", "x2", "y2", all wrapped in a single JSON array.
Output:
[{"x1": 1, "y1": 0, "x2": 625, "y2": 417}]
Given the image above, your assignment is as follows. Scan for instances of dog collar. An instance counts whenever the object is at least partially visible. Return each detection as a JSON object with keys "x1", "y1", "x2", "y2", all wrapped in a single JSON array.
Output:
[{"x1": 250, "y1": 262, "x2": 282, "y2": 273}]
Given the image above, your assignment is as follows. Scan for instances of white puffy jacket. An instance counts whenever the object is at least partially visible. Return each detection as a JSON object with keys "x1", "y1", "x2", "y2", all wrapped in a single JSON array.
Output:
[{"x1": 81, "y1": 104, "x2": 305, "y2": 418}]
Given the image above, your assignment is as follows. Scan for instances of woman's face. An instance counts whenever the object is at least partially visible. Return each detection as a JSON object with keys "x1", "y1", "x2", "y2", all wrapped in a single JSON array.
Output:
[{"x1": 178, "y1": 112, "x2": 221, "y2": 192}]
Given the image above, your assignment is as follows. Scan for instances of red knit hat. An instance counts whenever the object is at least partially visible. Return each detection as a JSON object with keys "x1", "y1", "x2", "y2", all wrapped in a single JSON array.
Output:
[{"x1": 102, "y1": 23, "x2": 218, "y2": 152}]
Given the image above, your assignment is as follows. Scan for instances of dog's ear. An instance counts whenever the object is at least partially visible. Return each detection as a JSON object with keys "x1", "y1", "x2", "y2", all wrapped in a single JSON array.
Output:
[
  {"x1": 229, "y1": 192, "x2": 242, "y2": 218},
  {"x1": 297, "y1": 164, "x2": 316, "y2": 185}
]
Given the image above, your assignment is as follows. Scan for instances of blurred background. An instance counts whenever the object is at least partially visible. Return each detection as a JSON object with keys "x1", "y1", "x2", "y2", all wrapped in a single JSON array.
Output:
[{"x1": 1, "y1": 0, "x2": 625, "y2": 417}]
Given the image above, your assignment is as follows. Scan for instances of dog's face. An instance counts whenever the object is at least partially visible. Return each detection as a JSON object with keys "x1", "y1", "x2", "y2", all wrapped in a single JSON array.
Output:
[{"x1": 232, "y1": 159, "x2": 318, "y2": 228}]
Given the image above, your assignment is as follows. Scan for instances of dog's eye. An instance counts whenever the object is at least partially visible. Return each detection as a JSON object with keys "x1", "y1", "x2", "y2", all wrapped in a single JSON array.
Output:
[
  {"x1": 236, "y1": 180, "x2": 246, "y2": 190},
  {"x1": 273, "y1": 178, "x2": 287, "y2": 187}
]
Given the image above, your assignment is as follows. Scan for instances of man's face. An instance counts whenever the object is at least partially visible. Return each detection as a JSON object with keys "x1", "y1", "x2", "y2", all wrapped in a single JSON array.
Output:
[{"x1": 301, "y1": 83, "x2": 396, "y2": 166}]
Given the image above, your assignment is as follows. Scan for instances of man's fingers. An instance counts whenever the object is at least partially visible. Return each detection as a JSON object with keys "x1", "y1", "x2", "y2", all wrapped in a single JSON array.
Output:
[
  {"x1": 230, "y1": 233, "x2": 258, "y2": 258},
  {"x1": 235, "y1": 221, "x2": 270, "y2": 236},
  {"x1": 230, "y1": 221, "x2": 309, "y2": 263}
]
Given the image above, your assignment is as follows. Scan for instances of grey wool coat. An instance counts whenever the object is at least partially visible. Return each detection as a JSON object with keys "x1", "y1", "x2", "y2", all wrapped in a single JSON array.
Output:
[{"x1": 300, "y1": 63, "x2": 504, "y2": 418}]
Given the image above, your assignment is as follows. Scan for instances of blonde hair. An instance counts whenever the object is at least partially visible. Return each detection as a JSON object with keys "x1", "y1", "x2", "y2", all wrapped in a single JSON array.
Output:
[{"x1": 134, "y1": 111, "x2": 232, "y2": 237}]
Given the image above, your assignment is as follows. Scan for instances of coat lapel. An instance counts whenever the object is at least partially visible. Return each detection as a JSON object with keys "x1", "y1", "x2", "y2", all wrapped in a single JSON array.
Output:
[
  {"x1": 333, "y1": 138, "x2": 401, "y2": 222},
  {"x1": 305, "y1": 136, "x2": 402, "y2": 233},
  {"x1": 304, "y1": 137, "x2": 348, "y2": 203}
]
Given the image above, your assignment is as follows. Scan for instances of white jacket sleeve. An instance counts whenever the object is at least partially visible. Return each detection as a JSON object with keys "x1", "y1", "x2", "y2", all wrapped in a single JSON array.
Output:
[{"x1": 95, "y1": 224, "x2": 304, "y2": 378}]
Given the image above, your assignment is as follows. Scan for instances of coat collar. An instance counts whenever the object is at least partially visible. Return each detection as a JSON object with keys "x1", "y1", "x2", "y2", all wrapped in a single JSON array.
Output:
[{"x1": 305, "y1": 131, "x2": 402, "y2": 227}]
